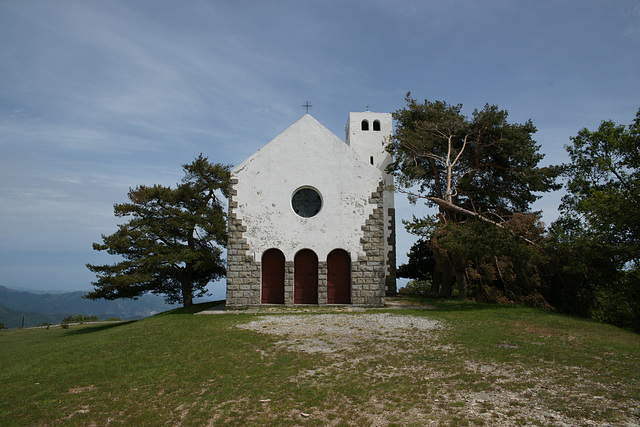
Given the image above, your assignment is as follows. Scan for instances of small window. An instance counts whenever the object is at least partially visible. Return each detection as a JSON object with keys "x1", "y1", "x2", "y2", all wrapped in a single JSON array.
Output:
[
  {"x1": 373, "y1": 120, "x2": 381, "y2": 131},
  {"x1": 361, "y1": 120, "x2": 369, "y2": 131},
  {"x1": 370, "y1": 156, "x2": 374, "y2": 165}
]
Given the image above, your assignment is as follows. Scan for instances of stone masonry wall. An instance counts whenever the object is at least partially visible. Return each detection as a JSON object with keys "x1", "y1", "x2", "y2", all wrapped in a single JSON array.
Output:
[
  {"x1": 318, "y1": 261, "x2": 328, "y2": 305},
  {"x1": 284, "y1": 261, "x2": 294, "y2": 305},
  {"x1": 226, "y1": 178, "x2": 260, "y2": 308},
  {"x1": 351, "y1": 182, "x2": 387, "y2": 306}
]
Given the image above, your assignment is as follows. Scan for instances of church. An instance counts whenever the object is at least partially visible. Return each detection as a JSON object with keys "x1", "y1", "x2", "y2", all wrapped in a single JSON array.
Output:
[{"x1": 226, "y1": 111, "x2": 396, "y2": 307}]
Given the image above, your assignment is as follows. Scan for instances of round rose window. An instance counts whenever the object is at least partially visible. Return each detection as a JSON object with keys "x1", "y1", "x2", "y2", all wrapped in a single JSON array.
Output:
[{"x1": 291, "y1": 187, "x2": 322, "y2": 218}]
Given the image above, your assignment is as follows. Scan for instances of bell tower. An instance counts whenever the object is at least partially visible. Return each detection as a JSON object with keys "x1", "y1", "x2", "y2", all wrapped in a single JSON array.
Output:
[
  {"x1": 346, "y1": 111, "x2": 396, "y2": 295},
  {"x1": 345, "y1": 111, "x2": 393, "y2": 177}
]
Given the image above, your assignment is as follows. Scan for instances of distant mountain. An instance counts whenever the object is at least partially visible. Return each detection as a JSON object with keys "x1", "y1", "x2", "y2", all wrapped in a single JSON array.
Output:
[
  {"x1": 0, "y1": 285, "x2": 178, "y2": 328},
  {"x1": 0, "y1": 302, "x2": 62, "y2": 329}
]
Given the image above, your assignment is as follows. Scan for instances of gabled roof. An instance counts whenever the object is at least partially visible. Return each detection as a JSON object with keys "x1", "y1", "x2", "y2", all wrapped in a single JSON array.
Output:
[{"x1": 233, "y1": 114, "x2": 361, "y2": 174}]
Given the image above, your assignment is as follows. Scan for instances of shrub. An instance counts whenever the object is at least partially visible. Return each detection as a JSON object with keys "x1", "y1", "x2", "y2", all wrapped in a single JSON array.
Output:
[
  {"x1": 62, "y1": 314, "x2": 99, "y2": 324},
  {"x1": 398, "y1": 280, "x2": 434, "y2": 297}
]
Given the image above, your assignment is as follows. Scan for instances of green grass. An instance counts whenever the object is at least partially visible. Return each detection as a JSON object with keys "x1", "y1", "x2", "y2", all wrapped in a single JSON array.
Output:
[{"x1": 1, "y1": 298, "x2": 639, "y2": 426}]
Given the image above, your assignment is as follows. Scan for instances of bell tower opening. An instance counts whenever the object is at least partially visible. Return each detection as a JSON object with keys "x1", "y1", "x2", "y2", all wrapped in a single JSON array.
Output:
[{"x1": 345, "y1": 112, "x2": 392, "y2": 175}]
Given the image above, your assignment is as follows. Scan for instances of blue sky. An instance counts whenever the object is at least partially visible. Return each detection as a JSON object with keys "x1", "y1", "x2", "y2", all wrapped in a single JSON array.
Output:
[{"x1": 1, "y1": 0, "x2": 639, "y2": 297}]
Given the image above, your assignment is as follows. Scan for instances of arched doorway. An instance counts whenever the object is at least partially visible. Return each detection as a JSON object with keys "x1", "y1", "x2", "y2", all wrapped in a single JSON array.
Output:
[
  {"x1": 294, "y1": 249, "x2": 318, "y2": 304},
  {"x1": 262, "y1": 249, "x2": 285, "y2": 304},
  {"x1": 327, "y1": 249, "x2": 351, "y2": 304}
]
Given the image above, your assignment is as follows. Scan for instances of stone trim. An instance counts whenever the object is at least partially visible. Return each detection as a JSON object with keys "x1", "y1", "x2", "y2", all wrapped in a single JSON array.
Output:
[
  {"x1": 226, "y1": 178, "x2": 260, "y2": 308},
  {"x1": 351, "y1": 182, "x2": 386, "y2": 306},
  {"x1": 284, "y1": 261, "x2": 294, "y2": 305},
  {"x1": 318, "y1": 261, "x2": 328, "y2": 305}
]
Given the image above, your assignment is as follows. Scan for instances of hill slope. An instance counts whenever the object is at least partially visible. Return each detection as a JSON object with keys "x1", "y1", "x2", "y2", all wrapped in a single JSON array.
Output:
[
  {"x1": 0, "y1": 285, "x2": 176, "y2": 327},
  {"x1": 0, "y1": 299, "x2": 638, "y2": 426}
]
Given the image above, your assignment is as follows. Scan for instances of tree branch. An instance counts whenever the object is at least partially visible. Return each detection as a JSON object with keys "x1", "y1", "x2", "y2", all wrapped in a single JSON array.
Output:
[{"x1": 396, "y1": 188, "x2": 537, "y2": 245}]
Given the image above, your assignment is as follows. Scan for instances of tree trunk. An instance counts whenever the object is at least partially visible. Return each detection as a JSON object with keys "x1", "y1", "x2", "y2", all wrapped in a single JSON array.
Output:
[
  {"x1": 432, "y1": 266, "x2": 442, "y2": 295},
  {"x1": 455, "y1": 265, "x2": 468, "y2": 299},
  {"x1": 182, "y1": 290, "x2": 193, "y2": 307},
  {"x1": 440, "y1": 269, "x2": 453, "y2": 297},
  {"x1": 181, "y1": 266, "x2": 194, "y2": 308}
]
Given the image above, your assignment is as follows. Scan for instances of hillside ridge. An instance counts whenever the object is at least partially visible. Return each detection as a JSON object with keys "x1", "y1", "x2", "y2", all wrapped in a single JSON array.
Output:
[{"x1": 0, "y1": 285, "x2": 176, "y2": 328}]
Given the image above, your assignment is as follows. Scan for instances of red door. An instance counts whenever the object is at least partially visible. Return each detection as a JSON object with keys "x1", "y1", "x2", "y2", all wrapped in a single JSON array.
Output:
[
  {"x1": 262, "y1": 249, "x2": 285, "y2": 304},
  {"x1": 294, "y1": 249, "x2": 318, "y2": 304},
  {"x1": 327, "y1": 249, "x2": 351, "y2": 304}
]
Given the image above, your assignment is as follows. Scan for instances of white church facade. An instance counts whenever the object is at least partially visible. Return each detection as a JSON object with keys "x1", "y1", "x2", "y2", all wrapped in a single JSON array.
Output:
[{"x1": 226, "y1": 112, "x2": 396, "y2": 307}]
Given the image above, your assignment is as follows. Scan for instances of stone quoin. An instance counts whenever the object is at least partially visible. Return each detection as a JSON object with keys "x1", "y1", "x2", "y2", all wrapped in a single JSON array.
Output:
[{"x1": 226, "y1": 112, "x2": 396, "y2": 307}]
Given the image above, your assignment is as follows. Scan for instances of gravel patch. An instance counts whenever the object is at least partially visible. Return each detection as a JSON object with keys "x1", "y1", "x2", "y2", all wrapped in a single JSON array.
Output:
[{"x1": 237, "y1": 313, "x2": 442, "y2": 354}]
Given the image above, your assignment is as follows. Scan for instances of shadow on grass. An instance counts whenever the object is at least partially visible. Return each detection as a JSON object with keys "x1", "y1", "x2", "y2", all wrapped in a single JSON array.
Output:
[
  {"x1": 61, "y1": 301, "x2": 225, "y2": 336},
  {"x1": 394, "y1": 296, "x2": 530, "y2": 313},
  {"x1": 153, "y1": 300, "x2": 225, "y2": 317},
  {"x1": 432, "y1": 301, "x2": 518, "y2": 312},
  {"x1": 64, "y1": 320, "x2": 137, "y2": 335}
]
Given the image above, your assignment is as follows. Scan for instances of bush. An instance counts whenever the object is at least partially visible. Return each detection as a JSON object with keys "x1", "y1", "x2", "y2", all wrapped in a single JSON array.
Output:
[
  {"x1": 591, "y1": 281, "x2": 635, "y2": 331},
  {"x1": 398, "y1": 280, "x2": 434, "y2": 297},
  {"x1": 62, "y1": 314, "x2": 99, "y2": 324}
]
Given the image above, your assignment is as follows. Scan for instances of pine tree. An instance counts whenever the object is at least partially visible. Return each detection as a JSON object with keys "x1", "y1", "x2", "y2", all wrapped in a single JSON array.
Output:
[{"x1": 86, "y1": 155, "x2": 231, "y2": 307}]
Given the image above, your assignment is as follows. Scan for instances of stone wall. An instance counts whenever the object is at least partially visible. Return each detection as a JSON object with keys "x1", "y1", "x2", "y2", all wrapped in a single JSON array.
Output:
[
  {"x1": 226, "y1": 178, "x2": 260, "y2": 308},
  {"x1": 350, "y1": 182, "x2": 387, "y2": 306},
  {"x1": 318, "y1": 261, "x2": 328, "y2": 305},
  {"x1": 284, "y1": 261, "x2": 294, "y2": 304}
]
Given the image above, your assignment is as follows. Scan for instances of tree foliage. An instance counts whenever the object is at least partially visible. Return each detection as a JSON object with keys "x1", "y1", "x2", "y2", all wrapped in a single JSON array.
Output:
[
  {"x1": 553, "y1": 109, "x2": 640, "y2": 331},
  {"x1": 396, "y1": 239, "x2": 434, "y2": 282},
  {"x1": 542, "y1": 221, "x2": 619, "y2": 319},
  {"x1": 389, "y1": 94, "x2": 559, "y2": 220},
  {"x1": 431, "y1": 213, "x2": 550, "y2": 306},
  {"x1": 86, "y1": 155, "x2": 231, "y2": 307},
  {"x1": 390, "y1": 94, "x2": 559, "y2": 303},
  {"x1": 562, "y1": 109, "x2": 640, "y2": 255}
]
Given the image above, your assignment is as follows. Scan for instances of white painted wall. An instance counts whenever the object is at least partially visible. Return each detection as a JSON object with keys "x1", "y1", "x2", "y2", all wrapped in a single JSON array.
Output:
[{"x1": 232, "y1": 114, "x2": 383, "y2": 262}]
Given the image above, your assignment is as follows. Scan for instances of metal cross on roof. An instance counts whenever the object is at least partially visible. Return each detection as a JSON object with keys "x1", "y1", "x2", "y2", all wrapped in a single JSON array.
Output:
[{"x1": 302, "y1": 101, "x2": 312, "y2": 114}]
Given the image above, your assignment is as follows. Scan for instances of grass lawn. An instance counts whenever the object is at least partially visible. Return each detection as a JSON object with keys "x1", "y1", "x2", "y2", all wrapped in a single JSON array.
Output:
[{"x1": 1, "y1": 298, "x2": 639, "y2": 426}]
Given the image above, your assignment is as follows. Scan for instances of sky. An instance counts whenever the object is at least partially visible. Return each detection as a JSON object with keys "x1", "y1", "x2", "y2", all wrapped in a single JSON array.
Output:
[{"x1": 1, "y1": 0, "x2": 639, "y2": 298}]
